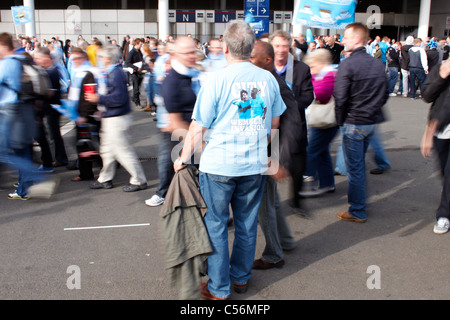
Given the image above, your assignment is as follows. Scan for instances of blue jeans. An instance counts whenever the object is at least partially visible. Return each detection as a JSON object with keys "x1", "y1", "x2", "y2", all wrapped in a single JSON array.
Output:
[
  {"x1": 388, "y1": 67, "x2": 399, "y2": 94},
  {"x1": 155, "y1": 131, "x2": 175, "y2": 198},
  {"x1": 199, "y1": 172, "x2": 266, "y2": 299},
  {"x1": 409, "y1": 68, "x2": 426, "y2": 98},
  {"x1": 305, "y1": 126, "x2": 338, "y2": 187},
  {"x1": 0, "y1": 103, "x2": 46, "y2": 197},
  {"x1": 370, "y1": 128, "x2": 390, "y2": 170},
  {"x1": 342, "y1": 124, "x2": 376, "y2": 220},
  {"x1": 10, "y1": 146, "x2": 47, "y2": 197},
  {"x1": 335, "y1": 127, "x2": 347, "y2": 175},
  {"x1": 145, "y1": 73, "x2": 155, "y2": 106},
  {"x1": 335, "y1": 127, "x2": 390, "y2": 175}
]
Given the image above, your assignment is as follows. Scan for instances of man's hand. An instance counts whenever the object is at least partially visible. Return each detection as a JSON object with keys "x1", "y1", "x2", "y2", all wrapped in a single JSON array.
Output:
[
  {"x1": 85, "y1": 92, "x2": 99, "y2": 103},
  {"x1": 76, "y1": 116, "x2": 87, "y2": 125},
  {"x1": 421, "y1": 120, "x2": 438, "y2": 158},
  {"x1": 173, "y1": 157, "x2": 187, "y2": 172},
  {"x1": 271, "y1": 164, "x2": 290, "y2": 181},
  {"x1": 439, "y1": 59, "x2": 450, "y2": 79}
]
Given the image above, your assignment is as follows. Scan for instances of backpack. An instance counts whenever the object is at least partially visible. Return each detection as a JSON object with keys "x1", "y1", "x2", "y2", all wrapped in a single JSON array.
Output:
[{"x1": 2, "y1": 56, "x2": 51, "y2": 101}]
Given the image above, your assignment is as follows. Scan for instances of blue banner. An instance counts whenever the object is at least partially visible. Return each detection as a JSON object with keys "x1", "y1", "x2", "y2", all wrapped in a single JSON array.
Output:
[
  {"x1": 293, "y1": 0, "x2": 357, "y2": 29},
  {"x1": 245, "y1": 0, "x2": 270, "y2": 37},
  {"x1": 11, "y1": 6, "x2": 33, "y2": 26}
]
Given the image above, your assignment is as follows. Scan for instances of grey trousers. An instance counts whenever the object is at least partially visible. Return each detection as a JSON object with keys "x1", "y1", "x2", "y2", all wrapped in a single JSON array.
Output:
[{"x1": 257, "y1": 176, "x2": 296, "y2": 263}]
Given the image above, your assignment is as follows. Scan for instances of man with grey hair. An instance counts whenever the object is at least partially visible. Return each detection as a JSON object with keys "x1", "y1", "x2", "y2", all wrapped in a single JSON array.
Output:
[
  {"x1": 85, "y1": 45, "x2": 147, "y2": 192},
  {"x1": 269, "y1": 29, "x2": 314, "y2": 208},
  {"x1": 173, "y1": 20, "x2": 286, "y2": 300}
]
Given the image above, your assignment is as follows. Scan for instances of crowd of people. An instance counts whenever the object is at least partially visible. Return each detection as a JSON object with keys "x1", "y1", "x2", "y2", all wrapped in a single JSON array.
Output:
[{"x1": 0, "y1": 21, "x2": 449, "y2": 300}]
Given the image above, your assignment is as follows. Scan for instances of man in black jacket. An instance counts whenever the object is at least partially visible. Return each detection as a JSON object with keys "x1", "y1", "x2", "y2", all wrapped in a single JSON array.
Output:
[
  {"x1": 269, "y1": 30, "x2": 314, "y2": 208},
  {"x1": 334, "y1": 23, "x2": 388, "y2": 223},
  {"x1": 420, "y1": 59, "x2": 450, "y2": 234},
  {"x1": 33, "y1": 47, "x2": 68, "y2": 171},
  {"x1": 325, "y1": 36, "x2": 344, "y2": 65},
  {"x1": 126, "y1": 38, "x2": 144, "y2": 107},
  {"x1": 249, "y1": 40, "x2": 300, "y2": 270}
]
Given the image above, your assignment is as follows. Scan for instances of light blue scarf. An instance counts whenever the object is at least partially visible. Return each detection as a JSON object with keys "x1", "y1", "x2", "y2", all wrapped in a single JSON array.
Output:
[{"x1": 58, "y1": 61, "x2": 93, "y2": 120}]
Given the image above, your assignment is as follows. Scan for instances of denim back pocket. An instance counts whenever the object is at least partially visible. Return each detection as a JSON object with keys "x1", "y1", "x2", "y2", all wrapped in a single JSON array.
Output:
[{"x1": 343, "y1": 124, "x2": 375, "y2": 141}]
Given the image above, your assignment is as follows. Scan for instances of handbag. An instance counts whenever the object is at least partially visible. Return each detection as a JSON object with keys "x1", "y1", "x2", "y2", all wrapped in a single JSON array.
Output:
[{"x1": 305, "y1": 96, "x2": 337, "y2": 129}]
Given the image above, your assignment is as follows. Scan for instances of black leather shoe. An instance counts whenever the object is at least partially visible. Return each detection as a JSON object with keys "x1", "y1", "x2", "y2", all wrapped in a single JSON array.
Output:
[
  {"x1": 89, "y1": 180, "x2": 113, "y2": 189},
  {"x1": 232, "y1": 282, "x2": 248, "y2": 294},
  {"x1": 253, "y1": 258, "x2": 285, "y2": 270},
  {"x1": 370, "y1": 167, "x2": 390, "y2": 175},
  {"x1": 122, "y1": 183, "x2": 147, "y2": 192}
]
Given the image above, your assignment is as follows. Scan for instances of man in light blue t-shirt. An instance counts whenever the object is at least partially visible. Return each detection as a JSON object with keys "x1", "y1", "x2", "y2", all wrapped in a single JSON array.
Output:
[{"x1": 174, "y1": 21, "x2": 285, "y2": 300}]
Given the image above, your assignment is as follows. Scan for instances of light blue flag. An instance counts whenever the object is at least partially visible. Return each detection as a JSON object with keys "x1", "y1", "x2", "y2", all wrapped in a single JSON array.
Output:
[
  {"x1": 11, "y1": 6, "x2": 33, "y2": 26},
  {"x1": 54, "y1": 99, "x2": 79, "y2": 121},
  {"x1": 306, "y1": 28, "x2": 314, "y2": 43},
  {"x1": 293, "y1": 0, "x2": 357, "y2": 29}
]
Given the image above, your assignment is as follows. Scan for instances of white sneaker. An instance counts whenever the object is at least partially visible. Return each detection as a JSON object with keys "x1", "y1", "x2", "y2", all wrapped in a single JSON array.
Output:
[
  {"x1": 27, "y1": 178, "x2": 59, "y2": 199},
  {"x1": 389, "y1": 93, "x2": 397, "y2": 97},
  {"x1": 433, "y1": 218, "x2": 449, "y2": 234},
  {"x1": 8, "y1": 192, "x2": 30, "y2": 200},
  {"x1": 145, "y1": 194, "x2": 165, "y2": 207}
]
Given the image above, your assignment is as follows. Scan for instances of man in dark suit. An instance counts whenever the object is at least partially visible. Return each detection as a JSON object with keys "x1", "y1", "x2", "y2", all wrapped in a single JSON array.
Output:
[
  {"x1": 250, "y1": 40, "x2": 304, "y2": 270},
  {"x1": 126, "y1": 38, "x2": 144, "y2": 107},
  {"x1": 33, "y1": 47, "x2": 69, "y2": 169},
  {"x1": 269, "y1": 30, "x2": 314, "y2": 208}
]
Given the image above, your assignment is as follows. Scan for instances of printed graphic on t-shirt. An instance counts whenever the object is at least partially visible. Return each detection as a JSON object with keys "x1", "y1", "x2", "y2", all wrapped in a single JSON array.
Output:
[{"x1": 231, "y1": 82, "x2": 267, "y2": 136}]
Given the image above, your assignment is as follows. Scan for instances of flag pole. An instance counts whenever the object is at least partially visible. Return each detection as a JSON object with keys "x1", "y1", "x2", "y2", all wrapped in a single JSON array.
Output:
[{"x1": 23, "y1": 0, "x2": 36, "y2": 38}]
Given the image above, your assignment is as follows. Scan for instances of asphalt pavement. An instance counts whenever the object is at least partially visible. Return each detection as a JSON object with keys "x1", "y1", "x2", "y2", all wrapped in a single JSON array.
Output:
[{"x1": 0, "y1": 94, "x2": 448, "y2": 301}]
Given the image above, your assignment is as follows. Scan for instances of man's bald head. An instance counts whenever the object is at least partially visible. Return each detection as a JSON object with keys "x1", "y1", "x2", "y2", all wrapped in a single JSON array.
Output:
[
  {"x1": 173, "y1": 36, "x2": 197, "y2": 68},
  {"x1": 173, "y1": 36, "x2": 196, "y2": 53},
  {"x1": 250, "y1": 41, "x2": 274, "y2": 71}
]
